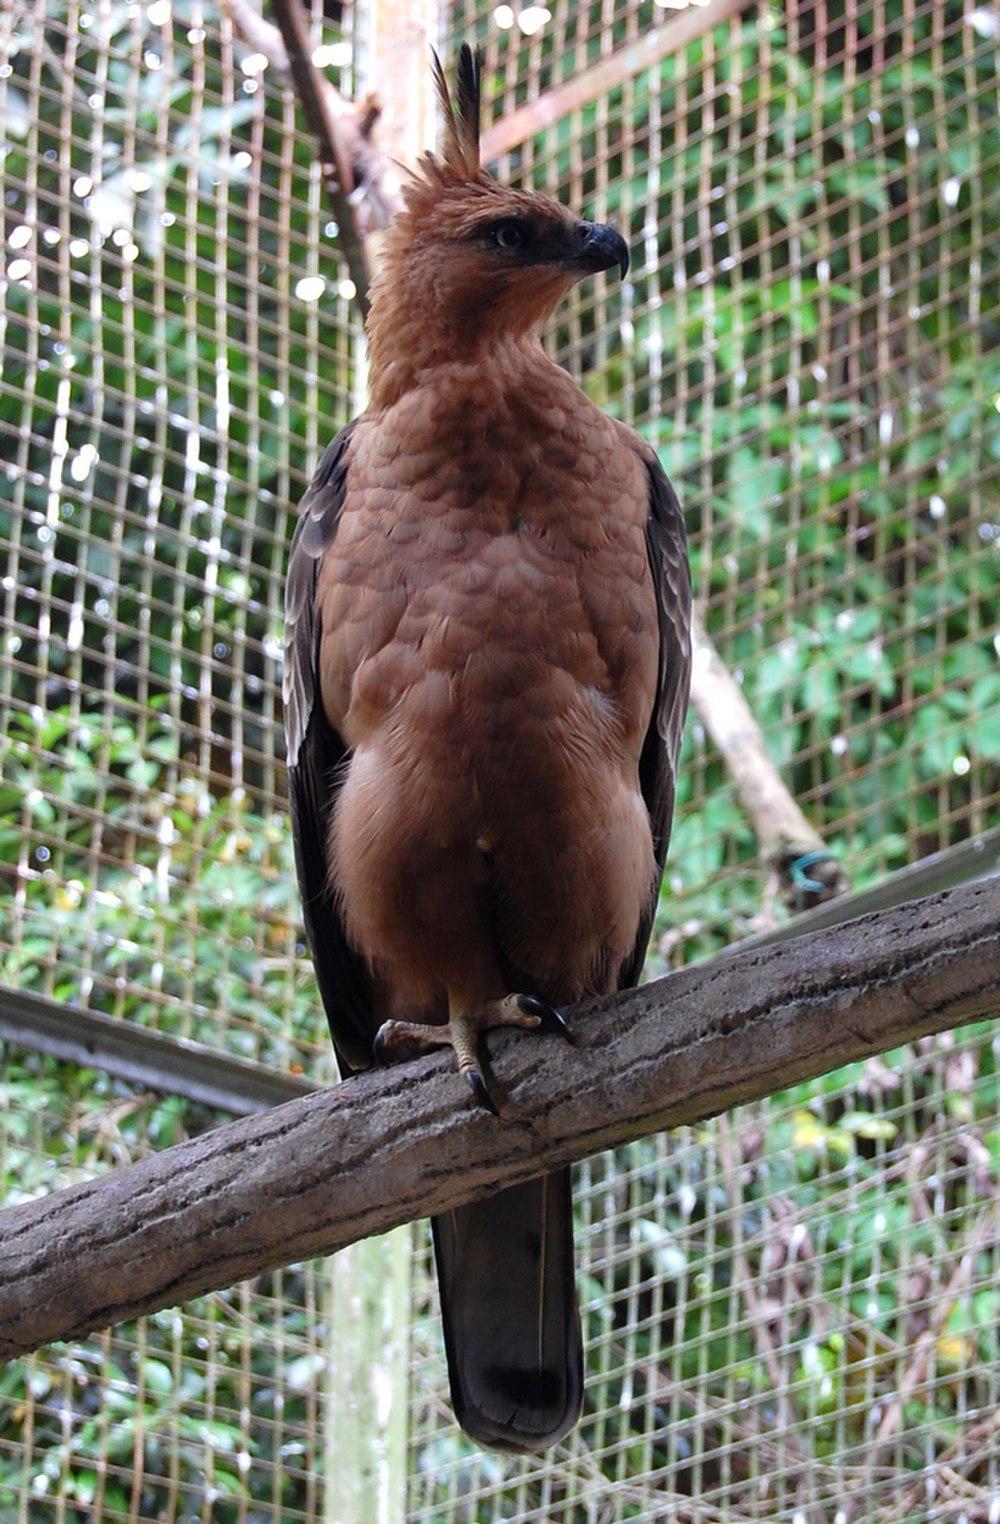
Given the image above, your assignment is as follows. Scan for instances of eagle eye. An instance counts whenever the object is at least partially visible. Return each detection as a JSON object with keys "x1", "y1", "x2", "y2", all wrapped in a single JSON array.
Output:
[{"x1": 487, "y1": 219, "x2": 530, "y2": 253}]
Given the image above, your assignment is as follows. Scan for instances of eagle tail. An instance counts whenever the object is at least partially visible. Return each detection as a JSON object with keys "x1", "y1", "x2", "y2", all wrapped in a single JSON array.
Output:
[{"x1": 432, "y1": 1169, "x2": 583, "y2": 1452}]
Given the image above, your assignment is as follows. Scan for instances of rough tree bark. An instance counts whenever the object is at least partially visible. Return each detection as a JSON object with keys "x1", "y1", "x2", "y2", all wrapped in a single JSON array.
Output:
[{"x1": 0, "y1": 880, "x2": 995, "y2": 1363}]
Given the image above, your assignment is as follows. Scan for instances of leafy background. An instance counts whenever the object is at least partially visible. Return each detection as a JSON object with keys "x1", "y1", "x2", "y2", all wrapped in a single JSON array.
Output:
[{"x1": 0, "y1": 0, "x2": 998, "y2": 1518}]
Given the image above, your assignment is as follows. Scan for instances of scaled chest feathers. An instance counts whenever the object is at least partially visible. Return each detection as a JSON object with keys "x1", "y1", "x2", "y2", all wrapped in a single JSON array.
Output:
[{"x1": 315, "y1": 366, "x2": 658, "y2": 754}]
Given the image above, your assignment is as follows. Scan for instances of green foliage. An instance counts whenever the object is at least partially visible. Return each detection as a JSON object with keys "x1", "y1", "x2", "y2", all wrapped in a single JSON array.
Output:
[{"x1": 1, "y1": 701, "x2": 326, "y2": 1068}]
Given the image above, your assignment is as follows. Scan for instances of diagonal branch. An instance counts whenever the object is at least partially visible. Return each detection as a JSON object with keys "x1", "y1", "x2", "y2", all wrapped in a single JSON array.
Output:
[
  {"x1": 480, "y1": 0, "x2": 752, "y2": 163},
  {"x1": 0, "y1": 880, "x2": 995, "y2": 1363},
  {"x1": 690, "y1": 613, "x2": 851, "y2": 913},
  {"x1": 224, "y1": 0, "x2": 399, "y2": 315},
  {"x1": 267, "y1": 0, "x2": 372, "y2": 311}
]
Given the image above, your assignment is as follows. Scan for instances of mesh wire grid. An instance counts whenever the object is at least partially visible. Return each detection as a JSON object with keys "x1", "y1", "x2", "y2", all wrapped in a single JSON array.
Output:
[
  {"x1": 1, "y1": 2, "x2": 358, "y2": 1519},
  {"x1": 0, "y1": 0, "x2": 361, "y2": 1077},
  {"x1": 0, "y1": 0, "x2": 998, "y2": 1519},
  {"x1": 0, "y1": 1046, "x2": 333, "y2": 1522},
  {"x1": 448, "y1": 0, "x2": 1000, "y2": 964},
  {"x1": 407, "y1": 1022, "x2": 1000, "y2": 1522}
]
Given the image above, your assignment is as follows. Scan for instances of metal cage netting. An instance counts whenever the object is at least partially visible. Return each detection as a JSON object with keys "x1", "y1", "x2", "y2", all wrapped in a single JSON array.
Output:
[
  {"x1": 1, "y1": 0, "x2": 362, "y2": 1076},
  {"x1": 1, "y1": 2, "x2": 361, "y2": 1517},
  {"x1": 0, "y1": 1050, "x2": 334, "y2": 1521}
]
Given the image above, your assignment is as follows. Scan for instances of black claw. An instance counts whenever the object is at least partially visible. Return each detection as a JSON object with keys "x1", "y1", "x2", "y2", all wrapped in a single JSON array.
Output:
[
  {"x1": 372, "y1": 1028, "x2": 390, "y2": 1065},
  {"x1": 516, "y1": 994, "x2": 576, "y2": 1044},
  {"x1": 466, "y1": 1068, "x2": 500, "y2": 1116}
]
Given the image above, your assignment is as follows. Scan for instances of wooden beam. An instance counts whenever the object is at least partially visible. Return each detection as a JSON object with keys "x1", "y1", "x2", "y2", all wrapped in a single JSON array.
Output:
[
  {"x1": 0, "y1": 880, "x2": 996, "y2": 1363},
  {"x1": 368, "y1": 0, "x2": 438, "y2": 168},
  {"x1": 480, "y1": 0, "x2": 752, "y2": 163}
]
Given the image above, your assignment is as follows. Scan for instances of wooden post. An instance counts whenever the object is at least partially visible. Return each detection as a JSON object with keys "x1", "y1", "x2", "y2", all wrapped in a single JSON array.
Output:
[
  {"x1": 323, "y1": 1229, "x2": 412, "y2": 1524},
  {"x1": 367, "y1": 0, "x2": 439, "y2": 167},
  {"x1": 319, "y1": 11, "x2": 437, "y2": 1518}
]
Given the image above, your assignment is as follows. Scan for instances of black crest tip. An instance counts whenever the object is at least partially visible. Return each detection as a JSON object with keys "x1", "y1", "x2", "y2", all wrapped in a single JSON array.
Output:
[{"x1": 430, "y1": 42, "x2": 482, "y2": 174}]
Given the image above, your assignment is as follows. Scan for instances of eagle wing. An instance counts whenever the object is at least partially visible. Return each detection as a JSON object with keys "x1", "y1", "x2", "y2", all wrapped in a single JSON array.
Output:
[
  {"x1": 284, "y1": 419, "x2": 375, "y2": 1074},
  {"x1": 621, "y1": 451, "x2": 693, "y2": 987}
]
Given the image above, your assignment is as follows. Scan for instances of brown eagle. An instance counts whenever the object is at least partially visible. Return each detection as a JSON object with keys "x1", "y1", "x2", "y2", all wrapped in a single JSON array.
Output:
[{"x1": 284, "y1": 46, "x2": 692, "y2": 1452}]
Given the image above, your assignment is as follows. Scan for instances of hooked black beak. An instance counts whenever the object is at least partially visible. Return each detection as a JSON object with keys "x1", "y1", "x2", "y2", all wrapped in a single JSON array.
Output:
[{"x1": 573, "y1": 222, "x2": 630, "y2": 279}]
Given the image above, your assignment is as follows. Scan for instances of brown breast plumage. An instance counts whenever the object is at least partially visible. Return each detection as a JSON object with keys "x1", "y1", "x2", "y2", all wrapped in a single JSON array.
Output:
[{"x1": 316, "y1": 345, "x2": 660, "y2": 1011}]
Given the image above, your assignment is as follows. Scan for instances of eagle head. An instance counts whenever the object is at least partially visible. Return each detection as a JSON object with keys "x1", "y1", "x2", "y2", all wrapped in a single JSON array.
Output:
[{"x1": 367, "y1": 45, "x2": 629, "y2": 405}]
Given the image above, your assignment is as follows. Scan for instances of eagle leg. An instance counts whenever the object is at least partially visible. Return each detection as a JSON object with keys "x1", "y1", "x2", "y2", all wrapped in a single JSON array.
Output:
[{"x1": 373, "y1": 994, "x2": 573, "y2": 1115}]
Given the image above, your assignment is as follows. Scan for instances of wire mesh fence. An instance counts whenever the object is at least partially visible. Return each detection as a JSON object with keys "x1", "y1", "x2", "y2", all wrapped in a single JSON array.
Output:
[
  {"x1": 0, "y1": 0, "x2": 361, "y2": 1077},
  {"x1": 408, "y1": 1021, "x2": 1000, "y2": 1522},
  {"x1": 455, "y1": 0, "x2": 999, "y2": 963},
  {"x1": 1, "y1": 1, "x2": 356, "y2": 1517},
  {"x1": 0, "y1": 1050, "x2": 333, "y2": 1522},
  {"x1": 1, "y1": 0, "x2": 998, "y2": 1519}
]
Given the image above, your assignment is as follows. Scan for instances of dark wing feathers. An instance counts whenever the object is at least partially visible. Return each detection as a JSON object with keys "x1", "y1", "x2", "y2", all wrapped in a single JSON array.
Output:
[
  {"x1": 621, "y1": 452, "x2": 692, "y2": 988},
  {"x1": 284, "y1": 421, "x2": 355, "y2": 768},
  {"x1": 284, "y1": 419, "x2": 375, "y2": 1074}
]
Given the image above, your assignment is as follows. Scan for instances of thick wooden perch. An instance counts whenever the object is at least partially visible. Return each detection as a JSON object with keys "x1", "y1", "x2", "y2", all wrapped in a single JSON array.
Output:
[{"x1": 1, "y1": 880, "x2": 996, "y2": 1363}]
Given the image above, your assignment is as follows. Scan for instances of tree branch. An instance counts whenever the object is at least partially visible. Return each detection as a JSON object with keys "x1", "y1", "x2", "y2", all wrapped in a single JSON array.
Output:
[
  {"x1": 224, "y1": 0, "x2": 399, "y2": 313},
  {"x1": 0, "y1": 881, "x2": 996, "y2": 1363},
  {"x1": 266, "y1": 0, "x2": 373, "y2": 311},
  {"x1": 690, "y1": 612, "x2": 850, "y2": 912}
]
